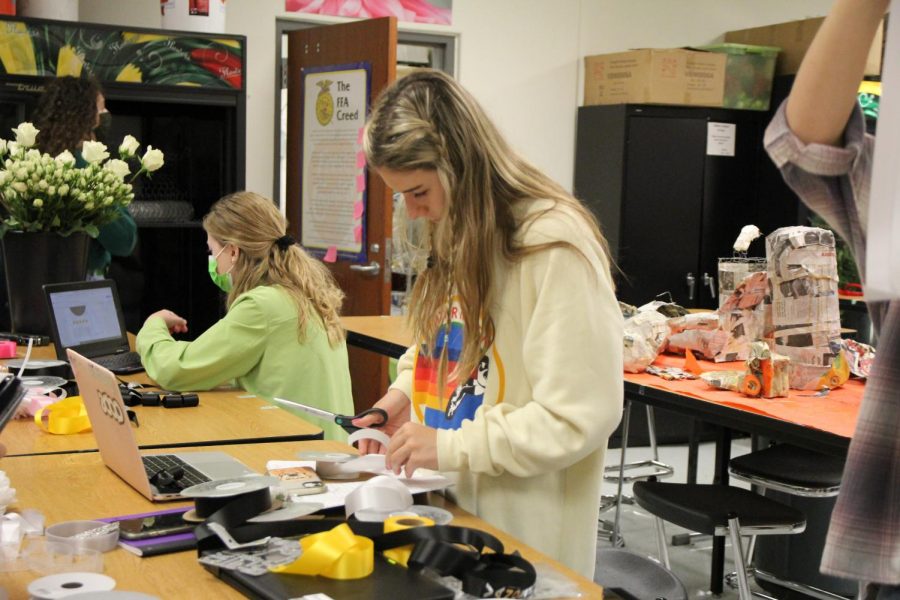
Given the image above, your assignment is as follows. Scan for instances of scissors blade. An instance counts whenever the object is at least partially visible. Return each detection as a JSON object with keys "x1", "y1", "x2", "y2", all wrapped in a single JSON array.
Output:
[{"x1": 272, "y1": 397, "x2": 337, "y2": 423}]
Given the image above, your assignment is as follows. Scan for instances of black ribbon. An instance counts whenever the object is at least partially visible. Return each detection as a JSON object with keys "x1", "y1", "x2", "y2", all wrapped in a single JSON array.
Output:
[{"x1": 193, "y1": 495, "x2": 535, "y2": 598}]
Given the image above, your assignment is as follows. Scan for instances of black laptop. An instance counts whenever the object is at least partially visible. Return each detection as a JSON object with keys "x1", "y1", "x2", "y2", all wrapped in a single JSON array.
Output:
[{"x1": 43, "y1": 279, "x2": 144, "y2": 374}]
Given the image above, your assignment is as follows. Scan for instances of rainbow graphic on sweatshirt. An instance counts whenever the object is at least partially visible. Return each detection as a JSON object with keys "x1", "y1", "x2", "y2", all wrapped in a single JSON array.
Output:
[{"x1": 411, "y1": 297, "x2": 492, "y2": 430}]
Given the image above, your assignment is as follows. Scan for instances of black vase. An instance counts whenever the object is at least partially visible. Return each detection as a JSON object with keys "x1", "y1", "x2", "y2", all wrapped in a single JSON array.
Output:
[{"x1": 1, "y1": 231, "x2": 89, "y2": 335}]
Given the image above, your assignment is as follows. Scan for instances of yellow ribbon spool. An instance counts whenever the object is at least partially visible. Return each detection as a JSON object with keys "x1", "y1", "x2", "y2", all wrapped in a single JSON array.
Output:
[
  {"x1": 271, "y1": 523, "x2": 374, "y2": 579},
  {"x1": 34, "y1": 396, "x2": 92, "y2": 434},
  {"x1": 382, "y1": 515, "x2": 435, "y2": 567}
]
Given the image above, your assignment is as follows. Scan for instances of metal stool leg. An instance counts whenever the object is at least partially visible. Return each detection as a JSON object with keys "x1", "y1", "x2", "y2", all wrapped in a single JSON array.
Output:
[
  {"x1": 611, "y1": 398, "x2": 632, "y2": 547},
  {"x1": 654, "y1": 516, "x2": 671, "y2": 569},
  {"x1": 728, "y1": 516, "x2": 752, "y2": 600}
]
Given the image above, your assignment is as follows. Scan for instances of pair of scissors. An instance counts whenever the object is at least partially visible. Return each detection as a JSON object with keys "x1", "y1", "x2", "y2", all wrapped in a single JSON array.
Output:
[{"x1": 272, "y1": 397, "x2": 388, "y2": 433}]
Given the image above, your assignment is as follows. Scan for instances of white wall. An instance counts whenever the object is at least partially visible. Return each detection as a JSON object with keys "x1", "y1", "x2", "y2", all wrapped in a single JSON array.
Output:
[{"x1": 78, "y1": 0, "x2": 835, "y2": 200}]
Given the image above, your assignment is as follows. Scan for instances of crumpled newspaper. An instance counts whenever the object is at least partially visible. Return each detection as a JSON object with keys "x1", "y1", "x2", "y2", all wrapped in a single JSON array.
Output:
[
  {"x1": 622, "y1": 310, "x2": 669, "y2": 373},
  {"x1": 841, "y1": 338, "x2": 876, "y2": 378}
]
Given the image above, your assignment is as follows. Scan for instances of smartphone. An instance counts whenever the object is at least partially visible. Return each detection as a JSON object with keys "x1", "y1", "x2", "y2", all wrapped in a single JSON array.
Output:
[
  {"x1": 118, "y1": 512, "x2": 194, "y2": 540},
  {"x1": 267, "y1": 466, "x2": 326, "y2": 496},
  {"x1": 0, "y1": 375, "x2": 25, "y2": 434}
]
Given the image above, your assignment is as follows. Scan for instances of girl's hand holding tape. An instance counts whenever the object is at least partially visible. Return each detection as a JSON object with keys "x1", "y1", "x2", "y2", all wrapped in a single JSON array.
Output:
[
  {"x1": 353, "y1": 389, "x2": 437, "y2": 477},
  {"x1": 352, "y1": 388, "x2": 410, "y2": 452}
]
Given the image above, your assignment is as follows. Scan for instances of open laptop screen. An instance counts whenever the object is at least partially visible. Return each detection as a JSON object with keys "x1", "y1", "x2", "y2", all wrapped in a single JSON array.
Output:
[{"x1": 44, "y1": 280, "x2": 130, "y2": 359}]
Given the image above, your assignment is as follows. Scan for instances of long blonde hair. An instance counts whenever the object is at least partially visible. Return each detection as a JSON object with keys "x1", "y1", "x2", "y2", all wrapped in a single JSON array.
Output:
[
  {"x1": 203, "y1": 191, "x2": 345, "y2": 346},
  {"x1": 364, "y1": 69, "x2": 613, "y2": 383}
]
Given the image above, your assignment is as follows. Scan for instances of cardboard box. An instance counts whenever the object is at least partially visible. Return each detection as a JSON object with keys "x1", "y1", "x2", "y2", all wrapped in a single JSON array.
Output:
[
  {"x1": 725, "y1": 17, "x2": 883, "y2": 76},
  {"x1": 584, "y1": 48, "x2": 726, "y2": 108}
]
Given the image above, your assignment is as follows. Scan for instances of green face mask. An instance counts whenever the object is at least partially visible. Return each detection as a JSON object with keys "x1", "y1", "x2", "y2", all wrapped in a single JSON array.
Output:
[{"x1": 208, "y1": 246, "x2": 233, "y2": 292}]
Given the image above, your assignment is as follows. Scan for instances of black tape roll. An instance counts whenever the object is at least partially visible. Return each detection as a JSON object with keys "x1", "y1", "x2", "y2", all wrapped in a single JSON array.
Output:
[
  {"x1": 15, "y1": 363, "x2": 72, "y2": 379},
  {"x1": 195, "y1": 486, "x2": 272, "y2": 525},
  {"x1": 194, "y1": 486, "x2": 274, "y2": 553}
]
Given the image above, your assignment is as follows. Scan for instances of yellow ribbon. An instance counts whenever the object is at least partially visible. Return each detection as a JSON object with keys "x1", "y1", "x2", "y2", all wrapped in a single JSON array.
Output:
[
  {"x1": 382, "y1": 515, "x2": 434, "y2": 567},
  {"x1": 271, "y1": 523, "x2": 373, "y2": 579},
  {"x1": 34, "y1": 396, "x2": 92, "y2": 435}
]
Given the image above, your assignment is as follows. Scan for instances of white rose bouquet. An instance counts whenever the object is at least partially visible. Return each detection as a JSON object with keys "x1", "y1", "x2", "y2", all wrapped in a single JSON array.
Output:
[{"x1": 0, "y1": 123, "x2": 165, "y2": 237}]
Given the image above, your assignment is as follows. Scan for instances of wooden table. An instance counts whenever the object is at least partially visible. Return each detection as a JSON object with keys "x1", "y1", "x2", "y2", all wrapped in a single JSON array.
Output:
[
  {"x1": 341, "y1": 315, "x2": 411, "y2": 359},
  {"x1": 0, "y1": 441, "x2": 602, "y2": 599},
  {"x1": 3, "y1": 344, "x2": 322, "y2": 457}
]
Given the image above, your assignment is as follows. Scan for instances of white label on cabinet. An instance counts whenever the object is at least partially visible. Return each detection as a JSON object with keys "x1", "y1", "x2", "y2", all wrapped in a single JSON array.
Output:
[{"x1": 707, "y1": 122, "x2": 736, "y2": 156}]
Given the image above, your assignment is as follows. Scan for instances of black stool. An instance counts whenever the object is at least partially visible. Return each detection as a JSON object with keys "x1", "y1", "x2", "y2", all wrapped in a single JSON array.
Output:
[
  {"x1": 729, "y1": 444, "x2": 848, "y2": 599},
  {"x1": 730, "y1": 444, "x2": 844, "y2": 498},
  {"x1": 633, "y1": 481, "x2": 806, "y2": 600}
]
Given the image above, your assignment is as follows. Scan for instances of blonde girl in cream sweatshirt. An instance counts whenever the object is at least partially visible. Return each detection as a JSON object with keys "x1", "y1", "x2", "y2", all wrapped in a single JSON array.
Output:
[{"x1": 354, "y1": 70, "x2": 623, "y2": 579}]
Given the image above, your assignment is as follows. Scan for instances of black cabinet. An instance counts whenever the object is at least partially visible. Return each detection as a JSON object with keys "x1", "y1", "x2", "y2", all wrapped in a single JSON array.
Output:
[{"x1": 574, "y1": 104, "x2": 769, "y2": 308}]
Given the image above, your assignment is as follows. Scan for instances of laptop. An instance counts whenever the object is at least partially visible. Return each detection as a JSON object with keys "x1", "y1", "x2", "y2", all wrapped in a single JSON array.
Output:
[
  {"x1": 43, "y1": 279, "x2": 144, "y2": 374},
  {"x1": 68, "y1": 349, "x2": 257, "y2": 501}
]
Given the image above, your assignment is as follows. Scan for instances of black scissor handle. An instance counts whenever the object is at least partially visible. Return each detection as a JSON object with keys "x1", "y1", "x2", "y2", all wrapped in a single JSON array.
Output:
[{"x1": 335, "y1": 407, "x2": 389, "y2": 433}]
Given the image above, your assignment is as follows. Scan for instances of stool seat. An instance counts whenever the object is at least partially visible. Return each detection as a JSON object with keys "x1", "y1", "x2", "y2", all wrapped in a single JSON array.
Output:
[
  {"x1": 633, "y1": 482, "x2": 806, "y2": 535},
  {"x1": 730, "y1": 445, "x2": 845, "y2": 490},
  {"x1": 594, "y1": 547, "x2": 687, "y2": 600}
]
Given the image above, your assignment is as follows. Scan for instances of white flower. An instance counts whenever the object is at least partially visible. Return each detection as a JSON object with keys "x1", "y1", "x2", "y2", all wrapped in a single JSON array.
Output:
[
  {"x1": 85, "y1": 202, "x2": 94, "y2": 210},
  {"x1": 7, "y1": 142, "x2": 19, "y2": 155},
  {"x1": 81, "y1": 141, "x2": 109, "y2": 164},
  {"x1": 25, "y1": 149, "x2": 40, "y2": 161},
  {"x1": 12, "y1": 122, "x2": 38, "y2": 148},
  {"x1": 58, "y1": 184, "x2": 69, "y2": 196},
  {"x1": 32, "y1": 199, "x2": 43, "y2": 208},
  {"x1": 0, "y1": 171, "x2": 7, "y2": 185},
  {"x1": 0, "y1": 139, "x2": 6, "y2": 156},
  {"x1": 47, "y1": 186, "x2": 56, "y2": 196},
  {"x1": 15, "y1": 168, "x2": 26, "y2": 180},
  {"x1": 12, "y1": 182, "x2": 26, "y2": 193},
  {"x1": 118, "y1": 135, "x2": 139, "y2": 157},
  {"x1": 55, "y1": 150, "x2": 76, "y2": 166},
  {"x1": 140, "y1": 146, "x2": 164, "y2": 172}
]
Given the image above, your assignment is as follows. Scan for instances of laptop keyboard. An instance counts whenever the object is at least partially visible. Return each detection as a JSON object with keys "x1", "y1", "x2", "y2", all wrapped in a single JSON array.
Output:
[
  {"x1": 93, "y1": 351, "x2": 143, "y2": 372},
  {"x1": 143, "y1": 454, "x2": 211, "y2": 489}
]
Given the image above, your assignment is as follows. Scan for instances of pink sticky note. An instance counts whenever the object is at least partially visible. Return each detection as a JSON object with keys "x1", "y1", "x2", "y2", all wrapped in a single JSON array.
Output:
[
  {"x1": 353, "y1": 201, "x2": 364, "y2": 220},
  {"x1": 356, "y1": 174, "x2": 366, "y2": 193},
  {"x1": 357, "y1": 127, "x2": 365, "y2": 145},
  {"x1": 354, "y1": 224, "x2": 363, "y2": 242},
  {"x1": 323, "y1": 246, "x2": 338, "y2": 263},
  {"x1": 356, "y1": 152, "x2": 366, "y2": 168}
]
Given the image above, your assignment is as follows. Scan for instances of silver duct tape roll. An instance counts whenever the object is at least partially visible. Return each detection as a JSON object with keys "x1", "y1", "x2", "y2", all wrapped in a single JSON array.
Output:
[
  {"x1": 20, "y1": 375, "x2": 68, "y2": 388},
  {"x1": 28, "y1": 573, "x2": 116, "y2": 599},
  {"x1": 344, "y1": 474, "x2": 413, "y2": 521}
]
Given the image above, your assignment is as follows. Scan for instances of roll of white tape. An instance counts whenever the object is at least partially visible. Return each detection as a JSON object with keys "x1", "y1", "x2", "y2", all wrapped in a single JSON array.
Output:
[
  {"x1": 27, "y1": 572, "x2": 116, "y2": 599},
  {"x1": 344, "y1": 475, "x2": 413, "y2": 521},
  {"x1": 347, "y1": 428, "x2": 391, "y2": 449}
]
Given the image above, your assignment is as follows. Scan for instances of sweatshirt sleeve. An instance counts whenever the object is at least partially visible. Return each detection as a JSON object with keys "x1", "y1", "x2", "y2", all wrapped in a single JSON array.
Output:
[
  {"x1": 388, "y1": 344, "x2": 417, "y2": 399},
  {"x1": 437, "y1": 230, "x2": 624, "y2": 478},
  {"x1": 764, "y1": 99, "x2": 873, "y2": 246},
  {"x1": 136, "y1": 294, "x2": 268, "y2": 391}
]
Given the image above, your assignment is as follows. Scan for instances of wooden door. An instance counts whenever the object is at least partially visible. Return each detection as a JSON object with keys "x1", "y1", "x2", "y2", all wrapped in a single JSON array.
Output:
[{"x1": 286, "y1": 18, "x2": 397, "y2": 412}]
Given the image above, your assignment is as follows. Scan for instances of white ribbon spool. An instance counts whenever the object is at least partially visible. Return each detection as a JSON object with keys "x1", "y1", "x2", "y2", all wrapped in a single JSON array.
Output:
[{"x1": 344, "y1": 475, "x2": 413, "y2": 521}]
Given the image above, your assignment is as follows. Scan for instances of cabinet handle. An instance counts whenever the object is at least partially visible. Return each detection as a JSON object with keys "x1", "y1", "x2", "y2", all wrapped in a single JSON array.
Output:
[
  {"x1": 686, "y1": 272, "x2": 696, "y2": 301},
  {"x1": 703, "y1": 272, "x2": 716, "y2": 299}
]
